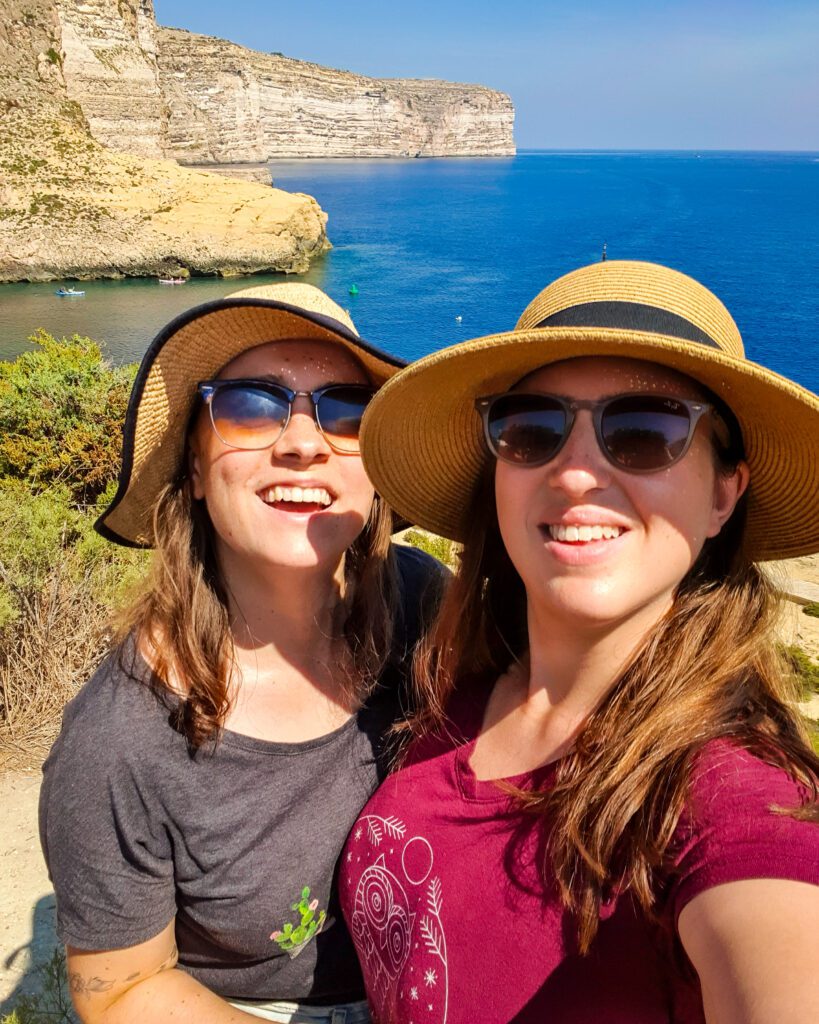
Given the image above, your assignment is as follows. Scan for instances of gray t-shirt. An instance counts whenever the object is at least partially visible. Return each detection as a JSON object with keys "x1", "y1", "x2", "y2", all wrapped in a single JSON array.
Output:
[{"x1": 40, "y1": 544, "x2": 440, "y2": 1003}]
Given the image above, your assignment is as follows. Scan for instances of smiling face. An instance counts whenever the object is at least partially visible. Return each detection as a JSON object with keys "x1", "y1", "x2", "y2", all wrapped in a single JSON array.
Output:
[
  {"x1": 188, "y1": 339, "x2": 376, "y2": 582},
  {"x1": 493, "y1": 357, "x2": 748, "y2": 638}
]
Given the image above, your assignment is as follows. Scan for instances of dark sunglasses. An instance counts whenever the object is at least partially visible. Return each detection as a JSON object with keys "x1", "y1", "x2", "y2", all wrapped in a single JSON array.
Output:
[
  {"x1": 475, "y1": 392, "x2": 723, "y2": 473},
  {"x1": 197, "y1": 379, "x2": 376, "y2": 453}
]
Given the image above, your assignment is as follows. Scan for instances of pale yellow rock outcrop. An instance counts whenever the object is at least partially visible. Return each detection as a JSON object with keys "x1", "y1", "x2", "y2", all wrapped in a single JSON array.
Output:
[{"x1": 0, "y1": 0, "x2": 328, "y2": 282}]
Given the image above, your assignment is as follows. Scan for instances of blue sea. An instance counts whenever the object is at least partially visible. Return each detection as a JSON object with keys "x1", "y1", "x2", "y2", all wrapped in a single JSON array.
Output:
[{"x1": 1, "y1": 151, "x2": 817, "y2": 392}]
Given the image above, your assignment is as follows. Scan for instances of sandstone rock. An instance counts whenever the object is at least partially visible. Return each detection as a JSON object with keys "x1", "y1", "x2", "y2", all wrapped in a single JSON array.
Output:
[
  {"x1": 157, "y1": 28, "x2": 516, "y2": 161},
  {"x1": 0, "y1": 1, "x2": 328, "y2": 283},
  {"x1": 186, "y1": 163, "x2": 273, "y2": 186},
  {"x1": 0, "y1": 0, "x2": 516, "y2": 284},
  {"x1": 54, "y1": 0, "x2": 168, "y2": 158}
]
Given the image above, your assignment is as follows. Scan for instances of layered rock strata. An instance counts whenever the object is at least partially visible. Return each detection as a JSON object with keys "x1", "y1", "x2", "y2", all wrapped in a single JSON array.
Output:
[
  {"x1": 186, "y1": 164, "x2": 273, "y2": 186},
  {"x1": 54, "y1": 0, "x2": 167, "y2": 158},
  {"x1": 0, "y1": 1, "x2": 328, "y2": 282},
  {"x1": 157, "y1": 28, "x2": 516, "y2": 161}
]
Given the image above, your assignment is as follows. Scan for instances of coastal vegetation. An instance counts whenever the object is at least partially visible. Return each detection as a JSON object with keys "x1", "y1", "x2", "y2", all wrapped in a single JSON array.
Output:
[{"x1": 0, "y1": 332, "x2": 146, "y2": 771}]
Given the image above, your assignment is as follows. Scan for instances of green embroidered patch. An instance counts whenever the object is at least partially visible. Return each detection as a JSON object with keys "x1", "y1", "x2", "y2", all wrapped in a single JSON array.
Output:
[{"x1": 270, "y1": 886, "x2": 327, "y2": 955}]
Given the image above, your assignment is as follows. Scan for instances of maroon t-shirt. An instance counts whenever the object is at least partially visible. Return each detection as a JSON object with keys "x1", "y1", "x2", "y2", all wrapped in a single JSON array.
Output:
[{"x1": 339, "y1": 685, "x2": 819, "y2": 1023}]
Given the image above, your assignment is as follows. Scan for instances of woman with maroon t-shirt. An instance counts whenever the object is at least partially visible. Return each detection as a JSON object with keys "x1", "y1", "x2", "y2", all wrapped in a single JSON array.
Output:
[{"x1": 340, "y1": 261, "x2": 819, "y2": 1023}]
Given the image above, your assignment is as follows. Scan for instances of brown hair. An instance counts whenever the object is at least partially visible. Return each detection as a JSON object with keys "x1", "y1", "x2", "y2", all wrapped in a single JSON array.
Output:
[
  {"x1": 409, "y1": 439, "x2": 819, "y2": 953},
  {"x1": 117, "y1": 474, "x2": 399, "y2": 752}
]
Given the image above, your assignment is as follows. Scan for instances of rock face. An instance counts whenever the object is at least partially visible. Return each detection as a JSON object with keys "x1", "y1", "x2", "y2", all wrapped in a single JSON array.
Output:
[
  {"x1": 186, "y1": 163, "x2": 273, "y2": 186},
  {"x1": 46, "y1": 4, "x2": 515, "y2": 163},
  {"x1": 0, "y1": 0, "x2": 328, "y2": 282},
  {"x1": 0, "y1": 0, "x2": 515, "y2": 283},
  {"x1": 54, "y1": 0, "x2": 167, "y2": 159},
  {"x1": 157, "y1": 28, "x2": 515, "y2": 161}
]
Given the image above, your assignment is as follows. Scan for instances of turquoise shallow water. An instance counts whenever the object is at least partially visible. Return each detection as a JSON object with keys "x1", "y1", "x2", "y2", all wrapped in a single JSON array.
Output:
[{"x1": 1, "y1": 151, "x2": 817, "y2": 391}]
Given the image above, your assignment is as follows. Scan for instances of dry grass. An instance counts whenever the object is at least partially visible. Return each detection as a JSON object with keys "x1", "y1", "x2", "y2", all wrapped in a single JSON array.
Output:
[{"x1": 0, "y1": 562, "x2": 112, "y2": 772}]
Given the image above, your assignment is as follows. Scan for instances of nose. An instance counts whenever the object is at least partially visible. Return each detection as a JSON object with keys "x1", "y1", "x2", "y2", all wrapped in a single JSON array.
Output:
[
  {"x1": 545, "y1": 409, "x2": 612, "y2": 496},
  {"x1": 271, "y1": 395, "x2": 332, "y2": 462}
]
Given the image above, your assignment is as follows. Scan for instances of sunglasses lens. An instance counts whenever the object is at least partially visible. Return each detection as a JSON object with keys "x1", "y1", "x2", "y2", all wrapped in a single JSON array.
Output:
[
  {"x1": 486, "y1": 394, "x2": 567, "y2": 465},
  {"x1": 315, "y1": 386, "x2": 373, "y2": 452},
  {"x1": 600, "y1": 396, "x2": 692, "y2": 470},
  {"x1": 210, "y1": 384, "x2": 290, "y2": 449}
]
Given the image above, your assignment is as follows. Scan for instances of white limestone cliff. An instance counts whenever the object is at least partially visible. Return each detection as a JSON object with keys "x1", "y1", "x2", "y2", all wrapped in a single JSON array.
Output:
[{"x1": 157, "y1": 28, "x2": 516, "y2": 161}]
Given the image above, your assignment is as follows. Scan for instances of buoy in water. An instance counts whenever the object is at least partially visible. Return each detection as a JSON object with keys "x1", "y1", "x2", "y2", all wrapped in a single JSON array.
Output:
[
  {"x1": 455, "y1": 315, "x2": 463, "y2": 322},
  {"x1": 348, "y1": 284, "x2": 359, "y2": 296}
]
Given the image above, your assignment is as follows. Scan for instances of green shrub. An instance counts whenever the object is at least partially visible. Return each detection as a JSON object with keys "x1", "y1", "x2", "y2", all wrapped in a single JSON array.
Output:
[
  {"x1": 0, "y1": 947, "x2": 76, "y2": 1023},
  {"x1": 0, "y1": 330, "x2": 136, "y2": 503},
  {"x1": 802, "y1": 717, "x2": 819, "y2": 756},
  {"x1": 802, "y1": 602, "x2": 819, "y2": 619},
  {"x1": 0, "y1": 480, "x2": 146, "y2": 629},
  {"x1": 401, "y1": 528, "x2": 458, "y2": 569},
  {"x1": 780, "y1": 643, "x2": 819, "y2": 700},
  {"x1": 0, "y1": 337, "x2": 146, "y2": 768}
]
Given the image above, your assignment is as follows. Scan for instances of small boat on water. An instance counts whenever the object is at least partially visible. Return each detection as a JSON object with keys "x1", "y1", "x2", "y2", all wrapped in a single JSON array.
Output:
[
  {"x1": 55, "y1": 287, "x2": 85, "y2": 297},
  {"x1": 158, "y1": 277, "x2": 186, "y2": 285}
]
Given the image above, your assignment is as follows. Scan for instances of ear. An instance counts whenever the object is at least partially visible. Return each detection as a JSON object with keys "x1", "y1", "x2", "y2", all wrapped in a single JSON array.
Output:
[
  {"x1": 706, "y1": 460, "x2": 750, "y2": 538},
  {"x1": 188, "y1": 438, "x2": 206, "y2": 501}
]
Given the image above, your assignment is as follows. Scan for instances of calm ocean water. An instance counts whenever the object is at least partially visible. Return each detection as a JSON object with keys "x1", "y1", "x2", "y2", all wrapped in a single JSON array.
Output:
[{"x1": 1, "y1": 151, "x2": 817, "y2": 391}]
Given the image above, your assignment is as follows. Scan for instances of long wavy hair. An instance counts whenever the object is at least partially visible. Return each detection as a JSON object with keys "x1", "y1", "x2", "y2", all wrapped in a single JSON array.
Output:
[
  {"x1": 118, "y1": 469, "x2": 399, "y2": 753},
  {"x1": 408, "y1": 424, "x2": 819, "y2": 953}
]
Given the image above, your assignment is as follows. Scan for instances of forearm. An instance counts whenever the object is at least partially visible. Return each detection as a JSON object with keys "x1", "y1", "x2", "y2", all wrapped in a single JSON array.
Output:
[
  {"x1": 79, "y1": 967, "x2": 260, "y2": 1024},
  {"x1": 67, "y1": 929, "x2": 261, "y2": 1024}
]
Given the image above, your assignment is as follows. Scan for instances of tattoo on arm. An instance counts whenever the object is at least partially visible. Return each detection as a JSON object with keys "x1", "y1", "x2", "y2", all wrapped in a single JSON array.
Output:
[
  {"x1": 68, "y1": 946, "x2": 177, "y2": 998},
  {"x1": 69, "y1": 972, "x2": 115, "y2": 996}
]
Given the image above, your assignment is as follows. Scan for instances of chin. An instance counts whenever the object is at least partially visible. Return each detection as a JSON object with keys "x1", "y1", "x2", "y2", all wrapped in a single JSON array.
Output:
[
  {"x1": 260, "y1": 539, "x2": 348, "y2": 571},
  {"x1": 535, "y1": 578, "x2": 642, "y2": 628}
]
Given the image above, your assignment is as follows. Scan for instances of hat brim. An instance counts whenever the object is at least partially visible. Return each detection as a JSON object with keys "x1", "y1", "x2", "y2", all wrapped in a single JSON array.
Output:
[
  {"x1": 360, "y1": 326, "x2": 819, "y2": 561},
  {"x1": 98, "y1": 297, "x2": 405, "y2": 548}
]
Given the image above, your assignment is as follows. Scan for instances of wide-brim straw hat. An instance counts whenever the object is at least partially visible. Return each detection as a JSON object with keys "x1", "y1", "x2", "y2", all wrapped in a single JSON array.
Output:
[
  {"x1": 360, "y1": 260, "x2": 819, "y2": 561},
  {"x1": 97, "y1": 282, "x2": 405, "y2": 548}
]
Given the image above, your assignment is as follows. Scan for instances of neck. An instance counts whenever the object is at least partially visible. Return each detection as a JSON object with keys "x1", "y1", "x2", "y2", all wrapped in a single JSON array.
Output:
[
  {"x1": 519, "y1": 595, "x2": 671, "y2": 736},
  {"x1": 220, "y1": 551, "x2": 349, "y2": 675}
]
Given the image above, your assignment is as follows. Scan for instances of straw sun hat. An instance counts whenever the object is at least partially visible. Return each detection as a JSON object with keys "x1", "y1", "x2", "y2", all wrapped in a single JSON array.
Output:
[
  {"x1": 96, "y1": 282, "x2": 405, "y2": 548},
  {"x1": 360, "y1": 260, "x2": 819, "y2": 561}
]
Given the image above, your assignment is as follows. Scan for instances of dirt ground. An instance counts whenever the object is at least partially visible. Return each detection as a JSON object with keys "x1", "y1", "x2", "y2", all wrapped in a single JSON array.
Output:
[
  {"x1": 0, "y1": 770, "x2": 58, "y2": 1013},
  {"x1": 1, "y1": 554, "x2": 817, "y2": 1014}
]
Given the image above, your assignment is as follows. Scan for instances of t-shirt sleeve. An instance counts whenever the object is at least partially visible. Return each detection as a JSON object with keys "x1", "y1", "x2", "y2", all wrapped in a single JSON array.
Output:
[
  {"x1": 668, "y1": 740, "x2": 819, "y2": 925},
  {"x1": 39, "y1": 658, "x2": 177, "y2": 951}
]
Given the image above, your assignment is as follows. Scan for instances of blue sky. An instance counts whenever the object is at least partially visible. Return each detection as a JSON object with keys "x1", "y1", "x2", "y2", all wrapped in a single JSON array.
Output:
[{"x1": 154, "y1": 1, "x2": 819, "y2": 150}]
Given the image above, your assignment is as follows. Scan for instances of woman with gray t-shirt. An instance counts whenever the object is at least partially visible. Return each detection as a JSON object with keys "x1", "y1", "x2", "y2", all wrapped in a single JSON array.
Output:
[{"x1": 39, "y1": 284, "x2": 441, "y2": 1024}]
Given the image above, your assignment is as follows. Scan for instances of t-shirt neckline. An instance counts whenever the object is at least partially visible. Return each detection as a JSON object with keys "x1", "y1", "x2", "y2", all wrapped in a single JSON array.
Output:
[{"x1": 450, "y1": 675, "x2": 558, "y2": 804}]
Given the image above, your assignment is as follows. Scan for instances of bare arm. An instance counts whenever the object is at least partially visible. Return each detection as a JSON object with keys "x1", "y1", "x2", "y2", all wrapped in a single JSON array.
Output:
[
  {"x1": 678, "y1": 878, "x2": 819, "y2": 1024},
  {"x1": 66, "y1": 920, "x2": 260, "y2": 1024}
]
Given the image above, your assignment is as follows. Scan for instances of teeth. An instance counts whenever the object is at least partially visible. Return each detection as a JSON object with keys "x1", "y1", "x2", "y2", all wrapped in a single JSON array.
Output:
[
  {"x1": 548, "y1": 524, "x2": 623, "y2": 542},
  {"x1": 264, "y1": 486, "x2": 332, "y2": 506}
]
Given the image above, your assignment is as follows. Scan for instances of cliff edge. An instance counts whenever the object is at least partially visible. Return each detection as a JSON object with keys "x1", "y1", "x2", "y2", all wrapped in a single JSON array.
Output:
[
  {"x1": 157, "y1": 28, "x2": 516, "y2": 162},
  {"x1": 0, "y1": 0, "x2": 328, "y2": 282}
]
